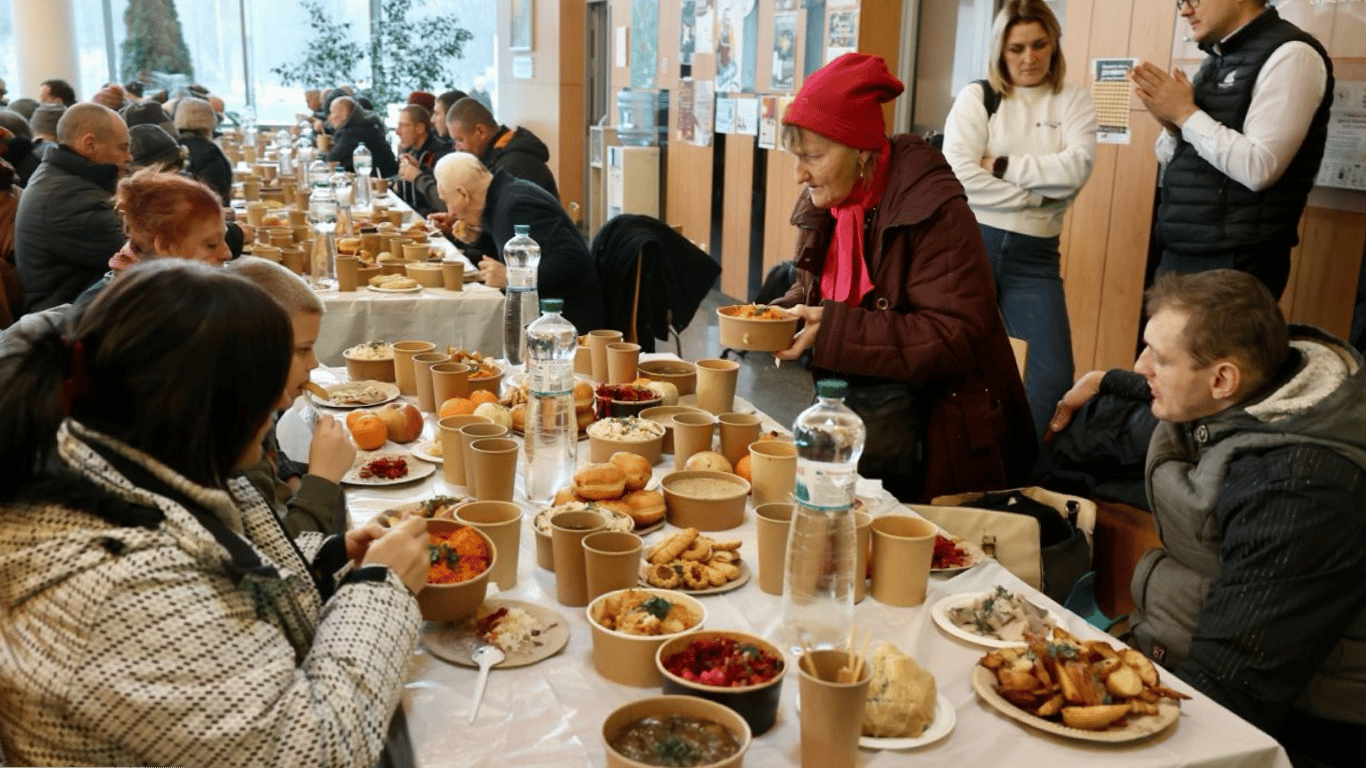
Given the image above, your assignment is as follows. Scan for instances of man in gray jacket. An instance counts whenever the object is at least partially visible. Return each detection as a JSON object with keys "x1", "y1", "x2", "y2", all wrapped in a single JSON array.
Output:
[
  {"x1": 1049, "y1": 269, "x2": 1366, "y2": 766},
  {"x1": 15, "y1": 103, "x2": 129, "y2": 313}
]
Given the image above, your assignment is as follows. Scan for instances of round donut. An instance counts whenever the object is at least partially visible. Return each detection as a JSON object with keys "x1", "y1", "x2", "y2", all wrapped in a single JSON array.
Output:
[
  {"x1": 609, "y1": 451, "x2": 652, "y2": 491},
  {"x1": 573, "y1": 462, "x2": 626, "y2": 500},
  {"x1": 622, "y1": 489, "x2": 666, "y2": 528}
]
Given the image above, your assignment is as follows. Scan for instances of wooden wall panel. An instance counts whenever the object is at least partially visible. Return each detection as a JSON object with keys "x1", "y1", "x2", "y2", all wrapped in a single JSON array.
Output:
[
  {"x1": 764, "y1": 152, "x2": 801, "y2": 274},
  {"x1": 1285, "y1": 209, "x2": 1366, "y2": 337},
  {"x1": 721, "y1": 138, "x2": 755, "y2": 298}
]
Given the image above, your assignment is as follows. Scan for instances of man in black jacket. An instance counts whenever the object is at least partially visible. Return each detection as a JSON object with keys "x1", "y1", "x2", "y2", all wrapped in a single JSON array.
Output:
[
  {"x1": 446, "y1": 98, "x2": 559, "y2": 201},
  {"x1": 325, "y1": 97, "x2": 398, "y2": 178},
  {"x1": 433, "y1": 152, "x2": 602, "y2": 333},
  {"x1": 14, "y1": 103, "x2": 129, "y2": 313},
  {"x1": 392, "y1": 105, "x2": 449, "y2": 216}
]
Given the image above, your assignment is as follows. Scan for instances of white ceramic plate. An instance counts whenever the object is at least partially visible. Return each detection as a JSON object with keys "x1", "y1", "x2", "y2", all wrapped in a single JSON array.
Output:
[
  {"x1": 368, "y1": 284, "x2": 422, "y2": 293},
  {"x1": 639, "y1": 560, "x2": 750, "y2": 595},
  {"x1": 411, "y1": 440, "x2": 444, "y2": 464},
  {"x1": 341, "y1": 451, "x2": 437, "y2": 486},
  {"x1": 677, "y1": 393, "x2": 755, "y2": 414},
  {"x1": 422, "y1": 600, "x2": 571, "y2": 669},
  {"x1": 971, "y1": 666, "x2": 1181, "y2": 743},
  {"x1": 306, "y1": 380, "x2": 400, "y2": 409},
  {"x1": 930, "y1": 535, "x2": 987, "y2": 575},
  {"x1": 860, "y1": 693, "x2": 956, "y2": 750},
  {"x1": 931, "y1": 592, "x2": 1064, "y2": 649}
]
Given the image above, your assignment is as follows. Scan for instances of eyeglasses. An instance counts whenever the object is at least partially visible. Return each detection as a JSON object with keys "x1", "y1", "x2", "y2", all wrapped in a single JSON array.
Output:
[{"x1": 1175, "y1": 0, "x2": 1199, "y2": 9}]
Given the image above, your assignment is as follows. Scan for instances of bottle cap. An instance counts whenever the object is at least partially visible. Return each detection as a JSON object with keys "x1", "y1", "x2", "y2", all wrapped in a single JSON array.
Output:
[
  {"x1": 514, "y1": 224, "x2": 530, "y2": 236},
  {"x1": 540, "y1": 298, "x2": 563, "y2": 313},
  {"x1": 815, "y1": 379, "x2": 848, "y2": 399}
]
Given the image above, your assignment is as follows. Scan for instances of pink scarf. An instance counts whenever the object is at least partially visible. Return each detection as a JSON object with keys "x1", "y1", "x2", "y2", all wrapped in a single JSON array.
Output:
[{"x1": 820, "y1": 141, "x2": 892, "y2": 307}]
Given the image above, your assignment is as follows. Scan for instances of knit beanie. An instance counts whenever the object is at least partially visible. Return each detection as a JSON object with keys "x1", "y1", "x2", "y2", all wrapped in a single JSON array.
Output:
[
  {"x1": 7, "y1": 98, "x2": 38, "y2": 121},
  {"x1": 0, "y1": 110, "x2": 32, "y2": 142},
  {"x1": 175, "y1": 97, "x2": 217, "y2": 133},
  {"x1": 408, "y1": 91, "x2": 436, "y2": 111},
  {"x1": 29, "y1": 104, "x2": 65, "y2": 138},
  {"x1": 123, "y1": 100, "x2": 179, "y2": 139},
  {"x1": 129, "y1": 124, "x2": 186, "y2": 169},
  {"x1": 782, "y1": 53, "x2": 904, "y2": 151}
]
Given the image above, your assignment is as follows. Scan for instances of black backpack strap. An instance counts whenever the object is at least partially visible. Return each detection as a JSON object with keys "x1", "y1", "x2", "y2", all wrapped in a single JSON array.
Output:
[{"x1": 973, "y1": 79, "x2": 1001, "y2": 119}]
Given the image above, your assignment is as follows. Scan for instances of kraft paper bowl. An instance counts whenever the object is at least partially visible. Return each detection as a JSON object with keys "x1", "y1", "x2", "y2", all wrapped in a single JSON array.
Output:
[
  {"x1": 586, "y1": 588, "x2": 706, "y2": 687},
  {"x1": 655, "y1": 630, "x2": 787, "y2": 736},
  {"x1": 342, "y1": 345, "x2": 397, "y2": 383},
  {"x1": 662, "y1": 470, "x2": 750, "y2": 531},
  {"x1": 603, "y1": 695, "x2": 750, "y2": 768},
  {"x1": 416, "y1": 519, "x2": 495, "y2": 623},
  {"x1": 716, "y1": 305, "x2": 799, "y2": 353},
  {"x1": 637, "y1": 359, "x2": 698, "y2": 396}
]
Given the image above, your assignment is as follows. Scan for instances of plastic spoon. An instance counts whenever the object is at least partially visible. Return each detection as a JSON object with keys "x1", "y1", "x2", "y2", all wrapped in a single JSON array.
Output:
[{"x1": 468, "y1": 644, "x2": 505, "y2": 724}]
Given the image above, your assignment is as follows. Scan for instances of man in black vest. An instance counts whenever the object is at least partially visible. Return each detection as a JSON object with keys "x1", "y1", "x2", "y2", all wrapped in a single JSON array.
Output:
[{"x1": 1132, "y1": 0, "x2": 1332, "y2": 299}]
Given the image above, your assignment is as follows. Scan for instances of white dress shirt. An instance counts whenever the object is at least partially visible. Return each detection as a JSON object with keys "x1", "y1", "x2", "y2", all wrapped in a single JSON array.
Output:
[{"x1": 1156, "y1": 34, "x2": 1328, "y2": 193}]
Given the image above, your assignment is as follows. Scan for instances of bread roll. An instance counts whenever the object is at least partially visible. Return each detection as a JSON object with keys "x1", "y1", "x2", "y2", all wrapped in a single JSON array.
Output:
[
  {"x1": 576, "y1": 407, "x2": 597, "y2": 431},
  {"x1": 338, "y1": 237, "x2": 362, "y2": 254},
  {"x1": 510, "y1": 403, "x2": 526, "y2": 432},
  {"x1": 553, "y1": 486, "x2": 579, "y2": 505},
  {"x1": 609, "y1": 451, "x2": 652, "y2": 491},
  {"x1": 684, "y1": 451, "x2": 733, "y2": 473},
  {"x1": 862, "y1": 643, "x2": 937, "y2": 738},
  {"x1": 622, "y1": 489, "x2": 665, "y2": 528},
  {"x1": 572, "y1": 380, "x2": 595, "y2": 408},
  {"x1": 573, "y1": 462, "x2": 626, "y2": 500},
  {"x1": 596, "y1": 498, "x2": 632, "y2": 517}
]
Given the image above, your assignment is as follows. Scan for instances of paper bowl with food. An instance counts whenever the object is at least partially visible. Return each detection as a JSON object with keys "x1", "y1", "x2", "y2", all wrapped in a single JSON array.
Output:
[
  {"x1": 603, "y1": 694, "x2": 751, "y2": 768},
  {"x1": 587, "y1": 588, "x2": 706, "y2": 687},
  {"x1": 662, "y1": 470, "x2": 750, "y2": 531},
  {"x1": 588, "y1": 417, "x2": 666, "y2": 465},
  {"x1": 343, "y1": 340, "x2": 397, "y2": 382},
  {"x1": 655, "y1": 631, "x2": 786, "y2": 736},
  {"x1": 595, "y1": 383, "x2": 664, "y2": 419},
  {"x1": 416, "y1": 519, "x2": 496, "y2": 623},
  {"x1": 447, "y1": 348, "x2": 504, "y2": 395},
  {"x1": 532, "y1": 501, "x2": 636, "y2": 571},
  {"x1": 637, "y1": 359, "x2": 698, "y2": 396},
  {"x1": 716, "y1": 304, "x2": 798, "y2": 352}
]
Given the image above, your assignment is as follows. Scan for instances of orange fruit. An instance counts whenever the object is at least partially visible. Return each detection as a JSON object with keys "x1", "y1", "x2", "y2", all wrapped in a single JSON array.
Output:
[
  {"x1": 469, "y1": 389, "x2": 499, "y2": 407},
  {"x1": 438, "y1": 397, "x2": 476, "y2": 418},
  {"x1": 345, "y1": 410, "x2": 368, "y2": 430},
  {"x1": 348, "y1": 413, "x2": 388, "y2": 450},
  {"x1": 735, "y1": 455, "x2": 753, "y2": 483}
]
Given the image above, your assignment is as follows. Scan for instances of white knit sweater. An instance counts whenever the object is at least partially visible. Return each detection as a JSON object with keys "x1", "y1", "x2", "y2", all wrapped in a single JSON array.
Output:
[{"x1": 943, "y1": 81, "x2": 1098, "y2": 238}]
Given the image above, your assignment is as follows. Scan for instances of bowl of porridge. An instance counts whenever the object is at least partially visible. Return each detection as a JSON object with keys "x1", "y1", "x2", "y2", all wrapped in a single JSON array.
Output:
[{"x1": 662, "y1": 471, "x2": 750, "y2": 531}]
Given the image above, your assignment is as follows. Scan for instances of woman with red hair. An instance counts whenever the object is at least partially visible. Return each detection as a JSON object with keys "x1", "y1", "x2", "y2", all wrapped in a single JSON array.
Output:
[{"x1": 773, "y1": 52, "x2": 1036, "y2": 502}]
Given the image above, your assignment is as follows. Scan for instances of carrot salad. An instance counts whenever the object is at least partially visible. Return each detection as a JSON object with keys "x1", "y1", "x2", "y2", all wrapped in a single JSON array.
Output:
[
  {"x1": 729, "y1": 304, "x2": 787, "y2": 320},
  {"x1": 427, "y1": 527, "x2": 491, "y2": 584}
]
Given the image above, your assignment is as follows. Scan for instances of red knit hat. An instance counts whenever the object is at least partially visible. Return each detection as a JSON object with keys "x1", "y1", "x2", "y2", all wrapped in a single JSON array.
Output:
[
  {"x1": 783, "y1": 53, "x2": 903, "y2": 151},
  {"x1": 408, "y1": 91, "x2": 437, "y2": 111}
]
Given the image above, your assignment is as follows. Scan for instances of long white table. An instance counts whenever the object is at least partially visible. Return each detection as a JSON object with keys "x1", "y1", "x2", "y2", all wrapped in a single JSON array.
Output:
[
  {"x1": 314, "y1": 281, "x2": 505, "y2": 366},
  {"x1": 288, "y1": 361, "x2": 1292, "y2": 768}
]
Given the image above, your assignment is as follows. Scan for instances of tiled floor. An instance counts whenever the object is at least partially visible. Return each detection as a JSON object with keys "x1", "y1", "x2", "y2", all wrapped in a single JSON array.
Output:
[{"x1": 672, "y1": 290, "x2": 815, "y2": 428}]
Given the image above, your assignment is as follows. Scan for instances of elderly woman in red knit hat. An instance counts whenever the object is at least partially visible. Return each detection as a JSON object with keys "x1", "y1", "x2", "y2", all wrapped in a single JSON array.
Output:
[{"x1": 773, "y1": 52, "x2": 1036, "y2": 502}]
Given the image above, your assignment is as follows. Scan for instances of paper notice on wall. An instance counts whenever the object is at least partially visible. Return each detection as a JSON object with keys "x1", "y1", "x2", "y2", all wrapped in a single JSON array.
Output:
[
  {"x1": 826, "y1": 9, "x2": 857, "y2": 63},
  {"x1": 1317, "y1": 81, "x2": 1366, "y2": 192},
  {"x1": 1092, "y1": 58, "x2": 1135, "y2": 144},
  {"x1": 677, "y1": 79, "x2": 696, "y2": 143},
  {"x1": 615, "y1": 27, "x2": 628, "y2": 68},
  {"x1": 693, "y1": 80, "x2": 715, "y2": 147},
  {"x1": 758, "y1": 94, "x2": 779, "y2": 149},
  {"x1": 715, "y1": 97, "x2": 737, "y2": 133},
  {"x1": 735, "y1": 96, "x2": 758, "y2": 135}
]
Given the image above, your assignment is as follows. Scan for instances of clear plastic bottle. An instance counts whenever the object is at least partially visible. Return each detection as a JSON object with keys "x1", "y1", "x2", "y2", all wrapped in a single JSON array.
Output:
[
  {"x1": 308, "y1": 182, "x2": 337, "y2": 289},
  {"x1": 781, "y1": 379, "x2": 867, "y2": 652},
  {"x1": 524, "y1": 298, "x2": 578, "y2": 504},
  {"x1": 502, "y1": 224, "x2": 541, "y2": 366},
  {"x1": 352, "y1": 144, "x2": 372, "y2": 208}
]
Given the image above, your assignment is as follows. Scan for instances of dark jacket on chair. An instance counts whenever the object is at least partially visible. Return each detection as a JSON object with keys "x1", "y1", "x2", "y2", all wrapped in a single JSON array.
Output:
[{"x1": 591, "y1": 214, "x2": 721, "y2": 352}]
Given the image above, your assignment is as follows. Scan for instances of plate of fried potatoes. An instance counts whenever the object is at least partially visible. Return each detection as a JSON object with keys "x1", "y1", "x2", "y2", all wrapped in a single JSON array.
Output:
[{"x1": 972, "y1": 628, "x2": 1189, "y2": 742}]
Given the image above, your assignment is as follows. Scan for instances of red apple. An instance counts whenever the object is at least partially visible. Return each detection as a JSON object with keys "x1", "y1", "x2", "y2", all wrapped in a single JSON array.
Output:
[{"x1": 377, "y1": 402, "x2": 423, "y2": 444}]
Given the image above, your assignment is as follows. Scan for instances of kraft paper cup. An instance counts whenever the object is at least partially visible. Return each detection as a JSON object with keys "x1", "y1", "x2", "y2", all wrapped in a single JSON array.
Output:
[
  {"x1": 411, "y1": 351, "x2": 451, "y2": 413},
  {"x1": 869, "y1": 515, "x2": 937, "y2": 607},
  {"x1": 269, "y1": 230, "x2": 295, "y2": 249},
  {"x1": 431, "y1": 362, "x2": 471, "y2": 405},
  {"x1": 797, "y1": 649, "x2": 872, "y2": 768},
  {"x1": 392, "y1": 340, "x2": 436, "y2": 396},
  {"x1": 470, "y1": 437, "x2": 518, "y2": 502},
  {"x1": 245, "y1": 201, "x2": 267, "y2": 227},
  {"x1": 550, "y1": 510, "x2": 606, "y2": 607},
  {"x1": 606, "y1": 342, "x2": 641, "y2": 385},
  {"x1": 755, "y1": 502, "x2": 795, "y2": 596},
  {"x1": 582, "y1": 531, "x2": 644, "y2": 601},
  {"x1": 388, "y1": 235, "x2": 413, "y2": 258},
  {"x1": 438, "y1": 415, "x2": 489, "y2": 487},
  {"x1": 253, "y1": 244, "x2": 281, "y2": 263},
  {"x1": 357, "y1": 264, "x2": 381, "y2": 286},
  {"x1": 748, "y1": 439, "x2": 797, "y2": 507},
  {"x1": 280, "y1": 246, "x2": 306, "y2": 276},
  {"x1": 460, "y1": 423, "x2": 510, "y2": 498},
  {"x1": 574, "y1": 343, "x2": 593, "y2": 376},
  {"x1": 718, "y1": 412, "x2": 762, "y2": 467},
  {"x1": 291, "y1": 224, "x2": 311, "y2": 243},
  {"x1": 288, "y1": 208, "x2": 308, "y2": 227},
  {"x1": 854, "y1": 511, "x2": 872, "y2": 604},
  {"x1": 670, "y1": 412, "x2": 716, "y2": 468},
  {"x1": 335, "y1": 255, "x2": 360, "y2": 291},
  {"x1": 695, "y1": 358, "x2": 740, "y2": 414},
  {"x1": 386, "y1": 209, "x2": 404, "y2": 227},
  {"x1": 361, "y1": 231, "x2": 384, "y2": 255},
  {"x1": 402, "y1": 242, "x2": 429, "y2": 262},
  {"x1": 455, "y1": 501, "x2": 523, "y2": 591},
  {"x1": 586, "y1": 329, "x2": 623, "y2": 382},
  {"x1": 441, "y1": 260, "x2": 465, "y2": 291}
]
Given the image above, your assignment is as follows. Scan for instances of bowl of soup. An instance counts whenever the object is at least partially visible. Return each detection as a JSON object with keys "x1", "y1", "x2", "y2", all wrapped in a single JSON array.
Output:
[
  {"x1": 603, "y1": 695, "x2": 751, "y2": 768},
  {"x1": 637, "y1": 360, "x2": 698, "y2": 396},
  {"x1": 662, "y1": 471, "x2": 750, "y2": 531}
]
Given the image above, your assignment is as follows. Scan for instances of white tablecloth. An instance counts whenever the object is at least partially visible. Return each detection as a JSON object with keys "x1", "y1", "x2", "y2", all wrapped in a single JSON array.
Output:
[
  {"x1": 314, "y1": 282, "x2": 505, "y2": 366},
  {"x1": 291, "y1": 361, "x2": 1291, "y2": 768}
]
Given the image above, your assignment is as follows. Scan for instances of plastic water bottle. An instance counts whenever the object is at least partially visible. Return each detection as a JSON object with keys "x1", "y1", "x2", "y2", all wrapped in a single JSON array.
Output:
[
  {"x1": 308, "y1": 182, "x2": 337, "y2": 289},
  {"x1": 524, "y1": 298, "x2": 578, "y2": 504},
  {"x1": 352, "y1": 144, "x2": 372, "y2": 208},
  {"x1": 781, "y1": 379, "x2": 866, "y2": 652},
  {"x1": 502, "y1": 224, "x2": 541, "y2": 366}
]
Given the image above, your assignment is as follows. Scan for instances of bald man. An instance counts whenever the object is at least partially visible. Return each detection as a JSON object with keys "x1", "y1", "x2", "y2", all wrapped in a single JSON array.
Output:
[
  {"x1": 325, "y1": 96, "x2": 398, "y2": 177},
  {"x1": 434, "y1": 153, "x2": 603, "y2": 332},
  {"x1": 15, "y1": 103, "x2": 130, "y2": 312}
]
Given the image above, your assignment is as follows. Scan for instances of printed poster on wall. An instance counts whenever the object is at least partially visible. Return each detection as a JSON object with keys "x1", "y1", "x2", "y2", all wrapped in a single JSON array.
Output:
[
  {"x1": 677, "y1": 79, "x2": 696, "y2": 143},
  {"x1": 826, "y1": 9, "x2": 857, "y2": 63},
  {"x1": 758, "y1": 94, "x2": 780, "y2": 149},
  {"x1": 734, "y1": 96, "x2": 758, "y2": 135},
  {"x1": 695, "y1": 0, "x2": 715, "y2": 54},
  {"x1": 772, "y1": 12, "x2": 797, "y2": 92},
  {"x1": 693, "y1": 80, "x2": 715, "y2": 147},
  {"x1": 715, "y1": 97, "x2": 737, "y2": 134},
  {"x1": 1092, "y1": 58, "x2": 1136, "y2": 144},
  {"x1": 680, "y1": 0, "x2": 696, "y2": 67},
  {"x1": 1318, "y1": 81, "x2": 1366, "y2": 191},
  {"x1": 631, "y1": 0, "x2": 659, "y2": 88},
  {"x1": 774, "y1": 0, "x2": 795, "y2": 8},
  {"x1": 716, "y1": 0, "x2": 757, "y2": 94}
]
